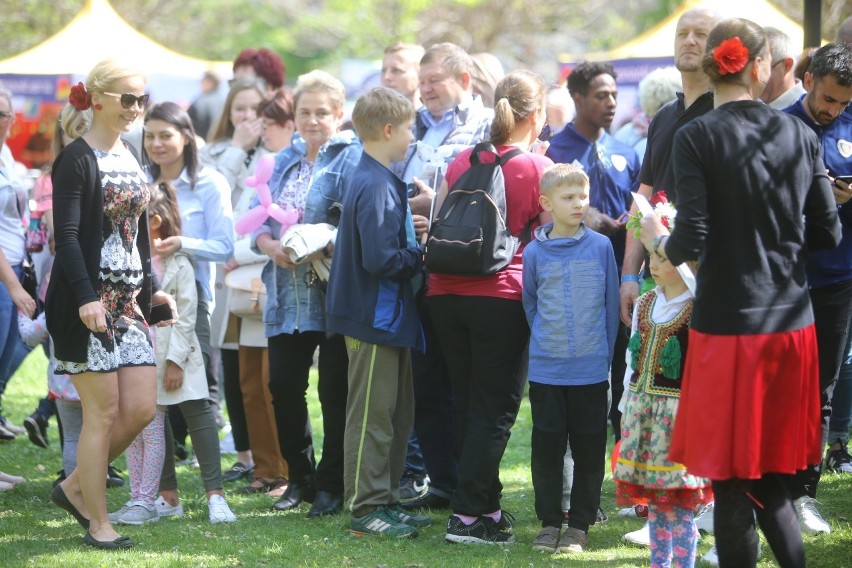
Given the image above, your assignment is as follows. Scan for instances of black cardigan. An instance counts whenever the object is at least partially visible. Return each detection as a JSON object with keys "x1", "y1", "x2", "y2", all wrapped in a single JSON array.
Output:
[
  {"x1": 46, "y1": 137, "x2": 158, "y2": 362},
  {"x1": 666, "y1": 100, "x2": 840, "y2": 336}
]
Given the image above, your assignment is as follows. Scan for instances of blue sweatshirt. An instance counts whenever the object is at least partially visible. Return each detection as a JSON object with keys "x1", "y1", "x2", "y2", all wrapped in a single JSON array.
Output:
[
  {"x1": 522, "y1": 223, "x2": 620, "y2": 386},
  {"x1": 326, "y1": 152, "x2": 424, "y2": 349},
  {"x1": 784, "y1": 95, "x2": 852, "y2": 289}
]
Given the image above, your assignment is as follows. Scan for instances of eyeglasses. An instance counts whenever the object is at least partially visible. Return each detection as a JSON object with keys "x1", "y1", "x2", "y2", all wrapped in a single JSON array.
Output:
[
  {"x1": 101, "y1": 92, "x2": 150, "y2": 109},
  {"x1": 0, "y1": 111, "x2": 12, "y2": 121}
]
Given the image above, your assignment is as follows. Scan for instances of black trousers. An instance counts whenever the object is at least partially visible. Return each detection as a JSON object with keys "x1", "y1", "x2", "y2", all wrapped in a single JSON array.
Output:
[
  {"x1": 267, "y1": 331, "x2": 348, "y2": 492},
  {"x1": 790, "y1": 280, "x2": 852, "y2": 498},
  {"x1": 713, "y1": 475, "x2": 804, "y2": 568},
  {"x1": 221, "y1": 348, "x2": 250, "y2": 452},
  {"x1": 411, "y1": 294, "x2": 458, "y2": 497},
  {"x1": 430, "y1": 294, "x2": 528, "y2": 516},
  {"x1": 609, "y1": 321, "x2": 630, "y2": 440},
  {"x1": 530, "y1": 381, "x2": 608, "y2": 532}
]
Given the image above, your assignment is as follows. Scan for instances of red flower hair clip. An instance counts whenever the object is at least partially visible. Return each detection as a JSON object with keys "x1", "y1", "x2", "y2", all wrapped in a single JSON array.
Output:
[
  {"x1": 713, "y1": 37, "x2": 750, "y2": 76},
  {"x1": 69, "y1": 82, "x2": 92, "y2": 111},
  {"x1": 650, "y1": 190, "x2": 669, "y2": 206}
]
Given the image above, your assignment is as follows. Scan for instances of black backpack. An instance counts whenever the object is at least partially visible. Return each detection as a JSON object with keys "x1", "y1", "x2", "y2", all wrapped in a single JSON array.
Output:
[{"x1": 425, "y1": 143, "x2": 524, "y2": 276}]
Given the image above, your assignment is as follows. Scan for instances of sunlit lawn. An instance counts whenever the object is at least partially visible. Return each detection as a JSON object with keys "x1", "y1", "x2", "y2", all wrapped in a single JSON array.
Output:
[{"x1": 1, "y1": 349, "x2": 850, "y2": 567}]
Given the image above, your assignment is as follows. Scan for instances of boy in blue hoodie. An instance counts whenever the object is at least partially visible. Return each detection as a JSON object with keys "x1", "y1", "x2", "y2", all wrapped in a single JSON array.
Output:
[
  {"x1": 522, "y1": 164, "x2": 619, "y2": 553},
  {"x1": 326, "y1": 87, "x2": 430, "y2": 539}
]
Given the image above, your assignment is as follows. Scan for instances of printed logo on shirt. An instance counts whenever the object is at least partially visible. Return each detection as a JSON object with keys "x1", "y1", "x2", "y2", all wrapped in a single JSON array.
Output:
[
  {"x1": 571, "y1": 159, "x2": 585, "y2": 170},
  {"x1": 838, "y1": 139, "x2": 852, "y2": 159},
  {"x1": 611, "y1": 154, "x2": 627, "y2": 172}
]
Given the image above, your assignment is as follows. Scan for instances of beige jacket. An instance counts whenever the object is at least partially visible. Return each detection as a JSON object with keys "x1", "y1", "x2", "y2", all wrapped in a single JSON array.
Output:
[{"x1": 156, "y1": 253, "x2": 208, "y2": 406}]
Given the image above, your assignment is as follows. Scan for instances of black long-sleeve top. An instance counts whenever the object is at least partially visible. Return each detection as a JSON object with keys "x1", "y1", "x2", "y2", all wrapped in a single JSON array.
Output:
[
  {"x1": 46, "y1": 137, "x2": 158, "y2": 362},
  {"x1": 665, "y1": 100, "x2": 840, "y2": 335}
]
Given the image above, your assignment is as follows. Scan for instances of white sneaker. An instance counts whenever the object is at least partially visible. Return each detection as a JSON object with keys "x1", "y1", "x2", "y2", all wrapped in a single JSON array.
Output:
[
  {"x1": 109, "y1": 500, "x2": 159, "y2": 525},
  {"x1": 701, "y1": 541, "x2": 761, "y2": 565},
  {"x1": 694, "y1": 502, "x2": 714, "y2": 534},
  {"x1": 702, "y1": 545, "x2": 720, "y2": 566},
  {"x1": 623, "y1": 522, "x2": 650, "y2": 547},
  {"x1": 154, "y1": 495, "x2": 184, "y2": 518},
  {"x1": 208, "y1": 494, "x2": 236, "y2": 523},
  {"x1": 793, "y1": 496, "x2": 831, "y2": 534}
]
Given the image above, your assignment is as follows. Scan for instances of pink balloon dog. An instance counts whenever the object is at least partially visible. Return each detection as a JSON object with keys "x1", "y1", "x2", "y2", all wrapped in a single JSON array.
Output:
[{"x1": 234, "y1": 154, "x2": 299, "y2": 236}]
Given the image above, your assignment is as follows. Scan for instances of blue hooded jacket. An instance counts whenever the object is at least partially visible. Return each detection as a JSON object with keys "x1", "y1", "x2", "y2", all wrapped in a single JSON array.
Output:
[
  {"x1": 522, "y1": 223, "x2": 620, "y2": 386},
  {"x1": 326, "y1": 152, "x2": 424, "y2": 349}
]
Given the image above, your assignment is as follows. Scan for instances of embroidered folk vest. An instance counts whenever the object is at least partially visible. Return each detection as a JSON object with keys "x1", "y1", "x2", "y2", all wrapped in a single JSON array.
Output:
[{"x1": 628, "y1": 290, "x2": 692, "y2": 397}]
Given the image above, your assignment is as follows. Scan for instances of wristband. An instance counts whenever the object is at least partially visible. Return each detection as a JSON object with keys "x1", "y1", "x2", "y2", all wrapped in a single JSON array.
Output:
[{"x1": 621, "y1": 275, "x2": 640, "y2": 284}]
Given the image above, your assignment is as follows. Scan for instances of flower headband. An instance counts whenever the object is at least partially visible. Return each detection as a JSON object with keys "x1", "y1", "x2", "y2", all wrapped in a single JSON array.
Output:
[
  {"x1": 69, "y1": 82, "x2": 92, "y2": 111},
  {"x1": 713, "y1": 36, "x2": 750, "y2": 76},
  {"x1": 626, "y1": 190, "x2": 676, "y2": 237}
]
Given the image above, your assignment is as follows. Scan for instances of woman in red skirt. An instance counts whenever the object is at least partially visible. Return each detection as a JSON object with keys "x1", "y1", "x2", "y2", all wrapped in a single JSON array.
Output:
[{"x1": 639, "y1": 18, "x2": 840, "y2": 568}]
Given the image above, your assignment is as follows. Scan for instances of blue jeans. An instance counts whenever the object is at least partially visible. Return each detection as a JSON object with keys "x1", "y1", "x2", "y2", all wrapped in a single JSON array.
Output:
[
  {"x1": 828, "y1": 316, "x2": 852, "y2": 445},
  {"x1": 0, "y1": 264, "x2": 24, "y2": 416}
]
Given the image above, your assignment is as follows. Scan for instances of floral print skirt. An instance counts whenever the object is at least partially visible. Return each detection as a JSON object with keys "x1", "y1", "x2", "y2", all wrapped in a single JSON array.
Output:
[{"x1": 614, "y1": 390, "x2": 712, "y2": 512}]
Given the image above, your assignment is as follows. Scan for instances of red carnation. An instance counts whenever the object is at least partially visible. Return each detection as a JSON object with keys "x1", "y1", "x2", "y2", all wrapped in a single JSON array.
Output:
[
  {"x1": 69, "y1": 82, "x2": 91, "y2": 111},
  {"x1": 714, "y1": 37, "x2": 750, "y2": 76},
  {"x1": 650, "y1": 190, "x2": 668, "y2": 206},
  {"x1": 660, "y1": 216, "x2": 671, "y2": 229}
]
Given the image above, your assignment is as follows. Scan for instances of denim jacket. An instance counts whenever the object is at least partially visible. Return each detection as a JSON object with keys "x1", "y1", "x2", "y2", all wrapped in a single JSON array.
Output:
[{"x1": 251, "y1": 130, "x2": 363, "y2": 336}]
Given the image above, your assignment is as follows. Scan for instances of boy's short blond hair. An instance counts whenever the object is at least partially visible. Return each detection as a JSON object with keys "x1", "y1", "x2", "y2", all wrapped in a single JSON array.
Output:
[
  {"x1": 352, "y1": 86, "x2": 414, "y2": 141},
  {"x1": 540, "y1": 163, "x2": 589, "y2": 196}
]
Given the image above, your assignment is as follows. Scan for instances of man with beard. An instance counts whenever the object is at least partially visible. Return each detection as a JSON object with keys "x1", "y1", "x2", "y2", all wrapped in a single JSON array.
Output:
[{"x1": 783, "y1": 41, "x2": 852, "y2": 535}]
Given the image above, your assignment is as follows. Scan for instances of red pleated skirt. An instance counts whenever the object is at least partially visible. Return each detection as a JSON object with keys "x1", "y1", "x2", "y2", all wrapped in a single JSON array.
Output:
[{"x1": 668, "y1": 326, "x2": 821, "y2": 480}]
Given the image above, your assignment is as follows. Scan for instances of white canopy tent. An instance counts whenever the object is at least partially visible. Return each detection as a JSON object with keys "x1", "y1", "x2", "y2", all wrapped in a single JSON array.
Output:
[{"x1": 0, "y1": 0, "x2": 231, "y2": 104}]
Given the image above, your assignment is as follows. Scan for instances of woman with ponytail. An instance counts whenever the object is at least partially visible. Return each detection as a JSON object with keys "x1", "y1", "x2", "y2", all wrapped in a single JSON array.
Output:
[
  {"x1": 428, "y1": 70, "x2": 553, "y2": 544},
  {"x1": 639, "y1": 18, "x2": 840, "y2": 568}
]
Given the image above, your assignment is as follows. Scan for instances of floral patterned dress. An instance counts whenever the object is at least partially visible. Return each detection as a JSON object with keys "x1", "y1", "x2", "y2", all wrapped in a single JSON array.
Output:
[
  {"x1": 614, "y1": 288, "x2": 712, "y2": 511},
  {"x1": 55, "y1": 147, "x2": 155, "y2": 374}
]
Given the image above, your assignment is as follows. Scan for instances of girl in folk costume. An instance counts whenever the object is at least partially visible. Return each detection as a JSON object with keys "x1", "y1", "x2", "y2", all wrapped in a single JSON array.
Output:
[{"x1": 617, "y1": 196, "x2": 711, "y2": 568}]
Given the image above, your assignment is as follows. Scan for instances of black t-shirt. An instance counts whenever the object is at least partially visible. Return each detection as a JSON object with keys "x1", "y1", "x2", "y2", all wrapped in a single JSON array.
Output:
[{"x1": 639, "y1": 90, "x2": 714, "y2": 203}]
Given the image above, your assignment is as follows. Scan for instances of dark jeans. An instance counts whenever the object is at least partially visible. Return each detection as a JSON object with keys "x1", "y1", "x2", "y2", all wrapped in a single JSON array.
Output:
[
  {"x1": 403, "y1": 432, "x2": 427, "y2": 476},
  {"x1": 713, "y1": 475, "x2": 804, "y2": 568},
  {"x1": 791, "y1": 280, "x2": 852, "y2": 498},
  {"x1": 221, "y1": 348, "x2": 250, "y2": 452},
  {"x1": 530, "y1": 381, "x2": 608, "y2": 532},
  {"x1": 411, "y1": 295, "x2": 457, "y2": 497},
  {"x1": 267, "y1": 331, "x2": 348, "y2": 492},
  {"x1": 828, "y1": 315, "x2": 852, "y2": 444},
  {"x1": 430, "y1": 294, "x2": 528, "y2": 516}
]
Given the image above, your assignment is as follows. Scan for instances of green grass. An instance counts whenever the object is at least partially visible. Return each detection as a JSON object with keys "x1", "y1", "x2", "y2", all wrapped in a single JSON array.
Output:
[{"x1": 1, "y1": 349, "x2": 851, "y2": 567}]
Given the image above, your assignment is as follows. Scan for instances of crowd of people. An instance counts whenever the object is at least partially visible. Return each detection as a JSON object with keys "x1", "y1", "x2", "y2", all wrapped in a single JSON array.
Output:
[{"x1": 0, "y1": 10, "x2": 850, "y2": 568}]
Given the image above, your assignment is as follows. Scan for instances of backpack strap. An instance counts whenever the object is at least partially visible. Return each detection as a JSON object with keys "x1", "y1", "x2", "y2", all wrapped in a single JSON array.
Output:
[{"x1": 468, "y1": 142, "x2": 525, "y2": 167}]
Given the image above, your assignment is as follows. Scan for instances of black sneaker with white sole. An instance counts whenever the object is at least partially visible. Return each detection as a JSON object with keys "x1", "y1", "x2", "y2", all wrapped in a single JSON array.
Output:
[
  {"x1": 825, "y1": 443, "x2": 852, "y2": 474},
  {"x1": 24, "y1": 412, "x2": 49, "y2": 448},
  {"x1": 445, "y1": 515, "x2": 515, "y2": 544}
]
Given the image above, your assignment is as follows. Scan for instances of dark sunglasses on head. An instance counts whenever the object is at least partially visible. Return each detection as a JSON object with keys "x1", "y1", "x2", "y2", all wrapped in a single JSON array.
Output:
[{"x1": 102, "y1": 91, "x2": 150, "y2": 109}]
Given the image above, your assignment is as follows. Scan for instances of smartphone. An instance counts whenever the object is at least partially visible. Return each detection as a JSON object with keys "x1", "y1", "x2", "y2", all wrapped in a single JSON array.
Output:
[
  {"x1": 836, "y1": 175, "x2": 852, "y2": 185},
  {"x1": 150, "y1": 303, "x2": 174, "y2": 324}
]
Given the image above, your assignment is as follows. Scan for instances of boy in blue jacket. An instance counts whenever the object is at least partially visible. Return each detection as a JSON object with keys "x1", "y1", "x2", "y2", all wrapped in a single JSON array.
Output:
[
  {"x1": 522, "y1": 164, "x2": 619, "y2": 553},
  {"x1": 326, "y1": 87, "x2": 429, "y2": 538}
]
